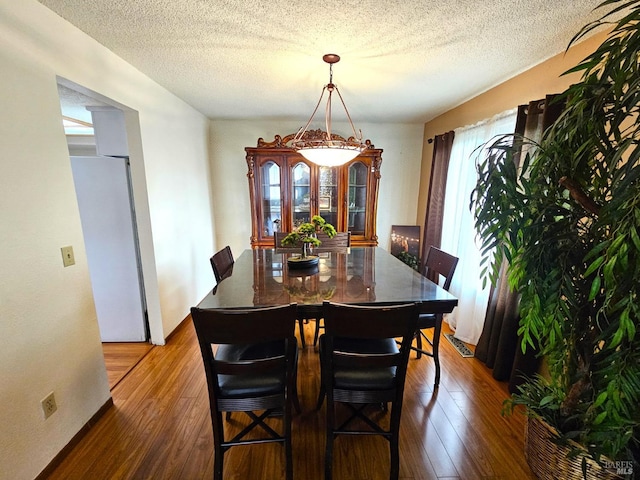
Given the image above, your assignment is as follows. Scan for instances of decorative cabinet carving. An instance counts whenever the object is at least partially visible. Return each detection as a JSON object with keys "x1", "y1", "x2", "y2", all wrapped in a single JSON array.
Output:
[{"x1": 246, "y1": 131, "x2": 382, "y2": 248}]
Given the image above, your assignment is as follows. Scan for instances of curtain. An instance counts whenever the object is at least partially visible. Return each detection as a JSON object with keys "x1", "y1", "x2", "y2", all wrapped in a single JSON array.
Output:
[
  {"x1": 439, "y1": 110, "x2": 517, "y2": 345},
  {"x1": 421, "y1": 131, "x2": 455, "y2": 263},
  {"x1": 475, "y1": 95, "x2": 562, "y2": 393}
]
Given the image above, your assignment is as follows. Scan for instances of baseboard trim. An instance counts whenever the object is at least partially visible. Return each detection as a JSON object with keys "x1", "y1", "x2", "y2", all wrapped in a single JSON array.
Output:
[
  {"x1": 34, "y1": 397, "x2": 114, "y2": 480},
  {"x1": 164, "y1": 313, "x2": 192, "y2": 343}
]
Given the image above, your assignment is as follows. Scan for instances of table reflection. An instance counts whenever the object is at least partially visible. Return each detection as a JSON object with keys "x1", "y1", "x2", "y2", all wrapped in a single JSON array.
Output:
[
  {"x1": 252, "y1": 248, "x2": 376, "y2": 306},
  {"x1": 197, "y1": 247, "x2": 458, "y2": 316}
]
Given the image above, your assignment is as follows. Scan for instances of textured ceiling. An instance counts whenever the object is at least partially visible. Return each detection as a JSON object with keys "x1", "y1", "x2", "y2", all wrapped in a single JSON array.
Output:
[
  {"x1": 57, "y1": 84, "x2": 108, "y2": 122},
  {"x1": 40, "y1": 0, "x2": 611, "y2": 124}
]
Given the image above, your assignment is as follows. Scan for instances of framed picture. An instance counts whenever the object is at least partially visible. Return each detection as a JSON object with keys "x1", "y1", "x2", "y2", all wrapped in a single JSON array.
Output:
[
  {"x1": 390, "y1": 225, "x2": 421, "y2": 258},
  {"x1": 319, "y1": 196, "x2": 331, "y2": 210}
]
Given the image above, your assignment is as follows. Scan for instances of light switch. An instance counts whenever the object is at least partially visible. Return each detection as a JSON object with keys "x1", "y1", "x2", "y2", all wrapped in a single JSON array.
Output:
[{"x1": 61, "y1": 246, "x2": 75, "y2": 267}]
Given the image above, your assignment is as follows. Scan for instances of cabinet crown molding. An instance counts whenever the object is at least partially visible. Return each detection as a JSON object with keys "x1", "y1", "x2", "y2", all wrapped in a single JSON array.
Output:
[{"x1": 256, "y1": 130, "x2": 375, "y2": 150}]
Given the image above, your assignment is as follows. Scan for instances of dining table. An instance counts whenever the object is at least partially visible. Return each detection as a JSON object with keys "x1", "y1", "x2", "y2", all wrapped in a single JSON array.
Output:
[{"x1": 196, "y1": 247, "x2": 458, "y2": 316}]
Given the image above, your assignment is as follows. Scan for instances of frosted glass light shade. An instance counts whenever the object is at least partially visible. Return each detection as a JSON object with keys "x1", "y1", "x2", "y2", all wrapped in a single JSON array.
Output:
[{"x1": 297, "y1": 145, "x2": 363, "y2": 166}]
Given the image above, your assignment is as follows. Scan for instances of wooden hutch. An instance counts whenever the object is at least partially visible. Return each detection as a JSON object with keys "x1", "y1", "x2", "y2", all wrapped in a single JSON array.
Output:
[{"x1": 246, "y1": 130, "x2": 383, "y2": 248}]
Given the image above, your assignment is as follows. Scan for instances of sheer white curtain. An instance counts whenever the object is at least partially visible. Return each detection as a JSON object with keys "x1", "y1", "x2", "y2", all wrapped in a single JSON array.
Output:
[{"x1": 440, "y1": 110, "x2": 517, "y2": 345}]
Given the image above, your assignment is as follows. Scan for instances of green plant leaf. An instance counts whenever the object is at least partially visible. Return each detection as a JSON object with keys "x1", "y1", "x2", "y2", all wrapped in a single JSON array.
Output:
[
  {"x1": 584, "y1": 256, "x2": 605, "y2": 277},
  {"x1": 593, "y1": 411, "x2": 608, "y2": 425},
  {"x1": 588, "y1": 276, "x2": 602, "y2": 301},
  {"x1": 593, "y1": 391, "x2": 608, "y2": 408},
  {"x1": 539, "y1": 395, "x2": 556, "y2": 407},
  {"x1": 631, "y1": 227, "x2": 640, "y2": 251}
]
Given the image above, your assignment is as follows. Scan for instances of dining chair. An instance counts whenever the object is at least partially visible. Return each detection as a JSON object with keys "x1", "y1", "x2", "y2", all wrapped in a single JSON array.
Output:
[
  {"x1": 190, "y1": 303, "x2": 299, "y2": 480},
  {"x1": 210, "y1": 245, "x2": 234, "y2": 283},
  {"x1": 413, "y1": 246, "x2": 459, "y2": 387},
  {"x1": 316, "y1": 301, "x2": 420, "y2": 480},
  {"x1": 275, "y1": 232, "x2": 351, "y2": 348}
]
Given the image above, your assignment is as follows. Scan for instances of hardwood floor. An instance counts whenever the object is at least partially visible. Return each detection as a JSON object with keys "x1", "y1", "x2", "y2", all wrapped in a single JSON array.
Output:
[
  {"x1": 102, "y1": 342, "x2": 154, "y2": 389},
  {"x1": 48, "y1": 319, "x2": 535, "y2": 480}
]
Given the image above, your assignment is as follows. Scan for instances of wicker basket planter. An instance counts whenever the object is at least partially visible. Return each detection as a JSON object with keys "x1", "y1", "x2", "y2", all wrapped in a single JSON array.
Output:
[{"x1": 525, "y1": 416, "x2": 626, "y2": 480}]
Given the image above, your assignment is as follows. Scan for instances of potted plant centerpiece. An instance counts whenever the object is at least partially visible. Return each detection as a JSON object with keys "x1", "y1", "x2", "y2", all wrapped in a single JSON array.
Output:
[
  {"x1": 471, "y1": 1, "x2": 640, "y2": 477},
  {"x1": 280, "y1": 215, "x2": 337, "y2": 265}
]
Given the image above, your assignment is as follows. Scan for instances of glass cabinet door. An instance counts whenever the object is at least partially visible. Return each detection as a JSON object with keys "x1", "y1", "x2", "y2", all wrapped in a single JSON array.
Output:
[
  {"x1": 259, "y1": 161, "x2": 281, "y2": 237},
  {"x1": 318, "y1": 166, "x2": 338, "y2": 228},
  {"x1": 347, "y1": 161, "x2": 368, "y2": 235},
  {"x1": 291, "y1": 162, "x2": 311, "y2": 227}
]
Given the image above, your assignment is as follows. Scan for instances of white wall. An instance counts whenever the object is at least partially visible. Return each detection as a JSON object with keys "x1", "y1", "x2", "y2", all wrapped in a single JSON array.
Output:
[
  {"x1": 0, "y1": 2, "x2": 214, "y2": 478},
  {"x1": 209, "y1": 120, "x2": 424, "y2": 255}
]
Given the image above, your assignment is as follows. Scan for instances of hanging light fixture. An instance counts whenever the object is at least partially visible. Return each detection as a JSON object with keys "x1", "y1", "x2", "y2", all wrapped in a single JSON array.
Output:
[{"x1": 291, "y1": 54, "x2": 366, "y2": 167}]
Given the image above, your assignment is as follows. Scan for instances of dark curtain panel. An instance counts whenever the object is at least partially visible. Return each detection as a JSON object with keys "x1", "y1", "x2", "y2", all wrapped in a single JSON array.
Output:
[
  {"x1": 421, "y1": 131, "x2": 455, "y2": 272},
  {"x1": 475, "y1": 95, "x2": 562, "y2": 393}
]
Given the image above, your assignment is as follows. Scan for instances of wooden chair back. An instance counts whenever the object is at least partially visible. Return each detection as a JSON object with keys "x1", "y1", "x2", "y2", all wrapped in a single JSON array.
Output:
[
  {"x1": 316, "y1": 231, "x2": 350, "y2": 250},
  {"x1": 210, "y1": 245, "x2": 234, "y2": 283},
  {"x1": 274, "y1": 231, "x2": 351, "y2": 252},
  {"x1": 323, "y1": 301, "x2": 418, "y2": 343},
  {"x1": 423, "y1": 246, "x2": 458, "y2": 291}
]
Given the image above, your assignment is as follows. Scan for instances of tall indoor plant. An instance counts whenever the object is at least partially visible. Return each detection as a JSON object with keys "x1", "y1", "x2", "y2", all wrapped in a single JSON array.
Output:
[{"x1": 471, "y1": 0, "x2": 640, "y2": 473}]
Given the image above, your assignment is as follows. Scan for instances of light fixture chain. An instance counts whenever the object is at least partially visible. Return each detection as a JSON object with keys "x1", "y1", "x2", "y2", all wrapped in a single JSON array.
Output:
[
  {"x1": 334, "y1": 86, "x2": 362, "y2": 141},
  {"x1": 325, "y1": 88, "x2": 333, "y2": 140},
  {"x1": 293, "y1": 85, "x2": 327, "y2": 143}
]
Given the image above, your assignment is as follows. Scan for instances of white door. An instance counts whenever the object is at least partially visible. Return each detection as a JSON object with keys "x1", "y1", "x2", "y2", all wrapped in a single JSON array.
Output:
[{"x1": 71, "y1": 155, "x2": 147, "y2": 341}]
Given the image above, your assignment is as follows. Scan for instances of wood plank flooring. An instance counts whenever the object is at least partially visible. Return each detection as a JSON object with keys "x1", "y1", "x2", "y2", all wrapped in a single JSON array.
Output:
[
  {"x1": 48, "y1": 319, "x2": 536, "y2": 480},
  {"x1": 102, "y1": 342, "x2": 154, "y2": 389}
]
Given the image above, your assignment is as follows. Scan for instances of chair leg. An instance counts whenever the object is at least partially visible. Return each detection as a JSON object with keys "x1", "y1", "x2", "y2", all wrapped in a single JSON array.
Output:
[
  {"x1": 313, "y1": 318, "x2": 323, "y2": 346},
  {"x1": 316, "y1": 338, "x2": 326, "y2": 410},
  {"x1": 292, "y1": 346, "x2": 301, "y2": 413},
  {"x1": 213, "y1": 413, "x2": 225, "y2": 480},
  {"x1": 284, "y1": 404, "x2": 293, "y2": 480},
  {"x1": 389, "y1": 416, "x2": 400, "y2": 480},
  {"x1": 325, "y1": 402, "x2": 334, "y2": 480},
  {"x1": 214, "y1": 452, "x2": 224, "y2": 480},
  {"x1": 415, "y1": 331, "x2": 423, "y2": 358},
  {"x1": 297, "y1": 318, "x2": 306, "y2": 348},
  {"x1": 388, "y1": 402, "x2": 404, "y2": 480},
  {"x1": 389, "y1": 436, "x2": 400, "y2": 480},
  {"x1": 316, "y1": 383, "x2": 325, "y2": 410},
  {"x1": 433, "y1": 319, "x2": 442, "y2": 387}
]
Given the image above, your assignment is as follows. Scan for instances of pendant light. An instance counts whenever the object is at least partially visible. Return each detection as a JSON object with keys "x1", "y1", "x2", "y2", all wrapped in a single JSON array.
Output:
[{"x1": 291, "y1": 54, "x2": 366, "y2": 167}]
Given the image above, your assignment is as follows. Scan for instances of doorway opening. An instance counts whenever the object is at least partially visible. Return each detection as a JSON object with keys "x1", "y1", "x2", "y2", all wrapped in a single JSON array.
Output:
[{"x1": 57, "y1": 80, "x2": 153, "y2": 384}]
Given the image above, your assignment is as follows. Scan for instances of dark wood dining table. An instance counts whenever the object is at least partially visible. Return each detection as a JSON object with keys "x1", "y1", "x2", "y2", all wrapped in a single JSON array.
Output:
[{"x1": 196, "y1": 247, "x2": 458, "y2": 316}]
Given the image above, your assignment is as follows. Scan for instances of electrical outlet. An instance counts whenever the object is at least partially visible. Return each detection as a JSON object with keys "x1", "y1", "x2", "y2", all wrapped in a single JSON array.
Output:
[
  {"x1": 61, "y1": 245, "x2": 75, "y2": 267},
  {"x1": 41, "y1": 392, "x2": 57, "y2": 419}
]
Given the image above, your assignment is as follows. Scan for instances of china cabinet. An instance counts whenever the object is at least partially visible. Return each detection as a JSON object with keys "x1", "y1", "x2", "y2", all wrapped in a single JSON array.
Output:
[{"x1": 246, "y1": 131, "x2": 382, "y2": 248}]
